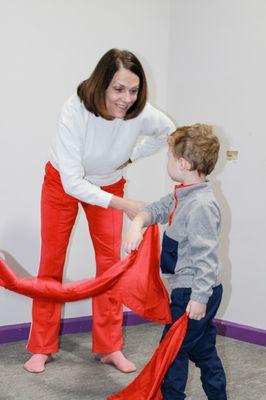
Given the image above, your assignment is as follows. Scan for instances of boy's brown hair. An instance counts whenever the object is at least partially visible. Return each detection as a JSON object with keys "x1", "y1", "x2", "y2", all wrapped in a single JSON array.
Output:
[
  {"x1": 168, "y1": 124, "x2": 220, "y2": 175},
  {"x1": 77, "y1": 48, "x2": 147, "y2": 121}
]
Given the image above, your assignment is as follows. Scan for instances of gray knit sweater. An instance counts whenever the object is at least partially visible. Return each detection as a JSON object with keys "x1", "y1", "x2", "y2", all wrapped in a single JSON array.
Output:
[{"x1": 145, "y1": 182, "x2": 222, "y2": 304}]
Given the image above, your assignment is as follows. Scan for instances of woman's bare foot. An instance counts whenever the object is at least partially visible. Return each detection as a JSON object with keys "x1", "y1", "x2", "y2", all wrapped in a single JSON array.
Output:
[
  {"x1": 100, "y1": 351, "x2": 136, "y2": 373},
  {"x1": 23, "y1": 354, "x2": 53, "y2": 373}
]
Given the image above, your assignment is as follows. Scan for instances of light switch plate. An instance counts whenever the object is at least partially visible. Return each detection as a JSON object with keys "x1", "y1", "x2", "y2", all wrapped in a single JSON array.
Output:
[{"x1": 226, "y1": 150, "x2": 239, "y2": 161}]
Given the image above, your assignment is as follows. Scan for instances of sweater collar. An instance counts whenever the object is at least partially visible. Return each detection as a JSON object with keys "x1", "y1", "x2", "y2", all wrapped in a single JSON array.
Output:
[{"x1": 174, "y1": 181, "x2": 209, "y2": 199}]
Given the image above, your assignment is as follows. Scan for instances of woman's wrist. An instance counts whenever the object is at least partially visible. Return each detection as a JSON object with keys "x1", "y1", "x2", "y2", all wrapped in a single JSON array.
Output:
[{"x1": 109, "y1": 195, "x2": 128, "y2": 211}]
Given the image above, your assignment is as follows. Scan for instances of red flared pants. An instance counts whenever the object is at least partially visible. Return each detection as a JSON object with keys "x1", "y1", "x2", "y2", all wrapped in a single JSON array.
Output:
[{"x1": 26, "y1": 162, "x2": 125, "y2": 354}]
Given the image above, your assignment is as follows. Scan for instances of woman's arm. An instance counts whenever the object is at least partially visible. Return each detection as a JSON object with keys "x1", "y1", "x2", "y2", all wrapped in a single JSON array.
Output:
[{"x1": 130, "y1": 104, "x2": 175, "y2": 162}]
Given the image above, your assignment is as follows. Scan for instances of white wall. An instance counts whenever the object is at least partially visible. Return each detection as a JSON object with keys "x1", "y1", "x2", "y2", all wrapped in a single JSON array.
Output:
[
  {"x1": 167, "y1": 0, "x2": 266, "y2": 329},
  {"x1": 0, "y1": 0, "x2": 172, "y2": 325},
  {"x1": 1, "y1": 0, "x2": 265, "y2": 332}
]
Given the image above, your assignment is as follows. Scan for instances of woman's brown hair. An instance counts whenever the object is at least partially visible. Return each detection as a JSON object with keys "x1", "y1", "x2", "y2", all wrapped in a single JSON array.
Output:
[{"x1": 77, "y1": 49, "x2": 148, "y2": 120}]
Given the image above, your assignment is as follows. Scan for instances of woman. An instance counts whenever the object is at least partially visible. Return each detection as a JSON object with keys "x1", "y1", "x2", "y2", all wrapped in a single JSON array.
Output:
[{"x1": 24, "y1": 48, "x2": 175, "y2": 374}]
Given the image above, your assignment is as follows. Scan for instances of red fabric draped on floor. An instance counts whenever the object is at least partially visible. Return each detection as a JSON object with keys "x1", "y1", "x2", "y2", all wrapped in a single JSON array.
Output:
[{"x1": 0, "y1": 224, "x2": 188, "y2": 399}]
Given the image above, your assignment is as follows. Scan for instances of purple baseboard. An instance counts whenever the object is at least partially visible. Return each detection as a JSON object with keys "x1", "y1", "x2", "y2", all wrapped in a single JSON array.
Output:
[
  {"x1": 0, "y1": 312, "x2": 265, "y2": 346},
  {"x1": 0, "y1": 312, "x2": 148, "y2": 345},
  {"x1": 214, "y1": 318, "x2": 266, "y2": 347},
  {"x1": 0, "y1": 322, "x2": 30, "y2": 344},
  {"x1": 58, "y1": 311, "x2": 148, "y2": 336}
]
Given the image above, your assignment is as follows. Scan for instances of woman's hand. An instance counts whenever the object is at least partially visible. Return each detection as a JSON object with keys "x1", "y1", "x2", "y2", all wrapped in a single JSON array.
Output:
[
  {"x1": 123, "y1": 199, "x2": 145, "y2": 220},
  {"x1": 186, "y1": 300, "x2": 206, "y2": 320},
  {"x1": 109, "y1": 196, "x2": 145, "y2": 220}
]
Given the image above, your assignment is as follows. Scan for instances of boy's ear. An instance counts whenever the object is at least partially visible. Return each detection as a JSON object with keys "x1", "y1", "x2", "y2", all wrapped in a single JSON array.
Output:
[{"x1": 179, "y1": 157, "x2": 191, "y2": 171}]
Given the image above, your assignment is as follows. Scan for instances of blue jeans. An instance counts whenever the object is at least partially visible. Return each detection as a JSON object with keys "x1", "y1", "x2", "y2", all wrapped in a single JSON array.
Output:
[{"x1": 161, "y1": 285, "x2": 227, "y2": 400}]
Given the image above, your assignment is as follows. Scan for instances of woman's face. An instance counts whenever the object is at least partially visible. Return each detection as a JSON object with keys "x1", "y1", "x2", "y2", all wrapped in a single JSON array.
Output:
[{"x1": 105, "y1": 67, "x2": 140, "y2": 119}]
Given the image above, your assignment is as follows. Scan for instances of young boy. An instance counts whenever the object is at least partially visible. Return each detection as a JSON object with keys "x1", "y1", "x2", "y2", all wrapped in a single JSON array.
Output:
[{"x1": 124, "y1": 124, "x2": 227, "y2": 400}]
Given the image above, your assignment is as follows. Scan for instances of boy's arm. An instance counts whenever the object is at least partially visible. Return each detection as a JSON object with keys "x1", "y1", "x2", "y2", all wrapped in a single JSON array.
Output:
[
  {"x1": 124, "y1": 192, "x2": 175, "y2": 253},
  {"x1": 124, "y1": 211, "x2": 152, "y2": 254},
  {"x1": 145, "y1": 192, "x2": 175, "y2": 225},
  {"x1": 187, "y1": 200, "x2": 221, "y2": 317}
]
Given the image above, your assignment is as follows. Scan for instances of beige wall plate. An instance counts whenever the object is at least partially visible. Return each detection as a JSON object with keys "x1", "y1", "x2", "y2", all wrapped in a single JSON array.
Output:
[{"x1": 226, "y1": 150, "x2": 239, "y2": 161}]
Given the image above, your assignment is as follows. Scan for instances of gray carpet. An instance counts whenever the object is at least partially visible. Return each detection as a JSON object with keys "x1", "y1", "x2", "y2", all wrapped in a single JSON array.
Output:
[{"x1": 0, "y1": 323, "x2": 265, "y2": 399}]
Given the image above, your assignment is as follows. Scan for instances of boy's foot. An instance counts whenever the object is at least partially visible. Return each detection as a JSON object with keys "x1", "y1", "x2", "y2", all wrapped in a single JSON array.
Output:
[
  {"x1": 100, "y1": 351, "x2": 136, "y2": 373},
  {"x1": 23, "y1": 354, "x2": 53, "y2": 373}
]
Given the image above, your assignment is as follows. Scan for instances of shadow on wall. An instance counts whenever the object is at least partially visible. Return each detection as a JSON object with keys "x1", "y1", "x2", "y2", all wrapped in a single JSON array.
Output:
[
  {"x1": 0, "y1": 207, "x2": 85, "y2": 279},
  {"x1": 0, "y1": 250, "x2": 30, "y2": 279},
  {"x1": 211, "y1": 126, "x2": 232, "y2": 318},
  {"x1": 0, "y1": 218, "x2": 41, "y2": 278}
]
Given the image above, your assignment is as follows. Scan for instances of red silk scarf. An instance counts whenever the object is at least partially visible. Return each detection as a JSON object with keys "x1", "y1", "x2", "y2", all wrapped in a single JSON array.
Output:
[
  {"x1": 107, "y1": 313, "x2": 188, "y2": 400},
  {"x1": 0, "y1": 224, "x2": 188, "y2": 399},
  {"x1": 0, "y1": 225, "x2": 170, "y2": 324}
]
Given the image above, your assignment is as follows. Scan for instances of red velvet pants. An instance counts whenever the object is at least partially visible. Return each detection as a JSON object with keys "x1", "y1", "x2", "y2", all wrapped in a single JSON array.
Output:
[{"x1": 26, "y1": 162, "x2": 125, "y2": 354}]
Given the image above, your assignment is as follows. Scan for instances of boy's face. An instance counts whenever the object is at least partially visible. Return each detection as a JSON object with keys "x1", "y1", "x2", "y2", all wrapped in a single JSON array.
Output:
[{"x1": 167, "y1": 147, "x2": 184, "y2": 183}]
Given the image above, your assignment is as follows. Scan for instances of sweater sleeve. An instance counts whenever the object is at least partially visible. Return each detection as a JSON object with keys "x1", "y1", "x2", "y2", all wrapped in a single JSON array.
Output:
[
  {"x1": 54, "y1": 99, "x2": 112, "y2": 208},
  {"x1": 130, "y1": 104, "x2": 175, "y2": 162},
  {"x1": 145, "y1": 193, "x2": 175, "y2": 225},
  {"x1": 187, "y1": 200, "x2": 221, "y2": 304}
]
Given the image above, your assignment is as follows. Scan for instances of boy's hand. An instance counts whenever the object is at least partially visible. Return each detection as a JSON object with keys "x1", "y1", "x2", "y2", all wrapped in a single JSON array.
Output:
[
  {"x1": 124, "y1": 225, "x2": 143, "y2": 254},
  {"x1": 186, "y1": 300, "x2": 206, "y2": 320},
  {"x1": 123, "y1": 210, "x2": 151, "y2": 253}
]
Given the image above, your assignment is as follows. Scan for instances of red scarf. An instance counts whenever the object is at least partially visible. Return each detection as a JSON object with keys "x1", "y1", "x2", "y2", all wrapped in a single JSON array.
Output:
[
  {"x1": 107, "y1": 313, "x2": 188, "y2": 400},
  {"x1": 0, "y1": 224, "x2": 187, "y2": 399}
]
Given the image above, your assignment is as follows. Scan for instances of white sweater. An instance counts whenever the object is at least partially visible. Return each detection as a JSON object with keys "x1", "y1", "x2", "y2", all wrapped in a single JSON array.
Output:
[{"x1": 50, "y1": 94, "x2": 175, "y2": 208}]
